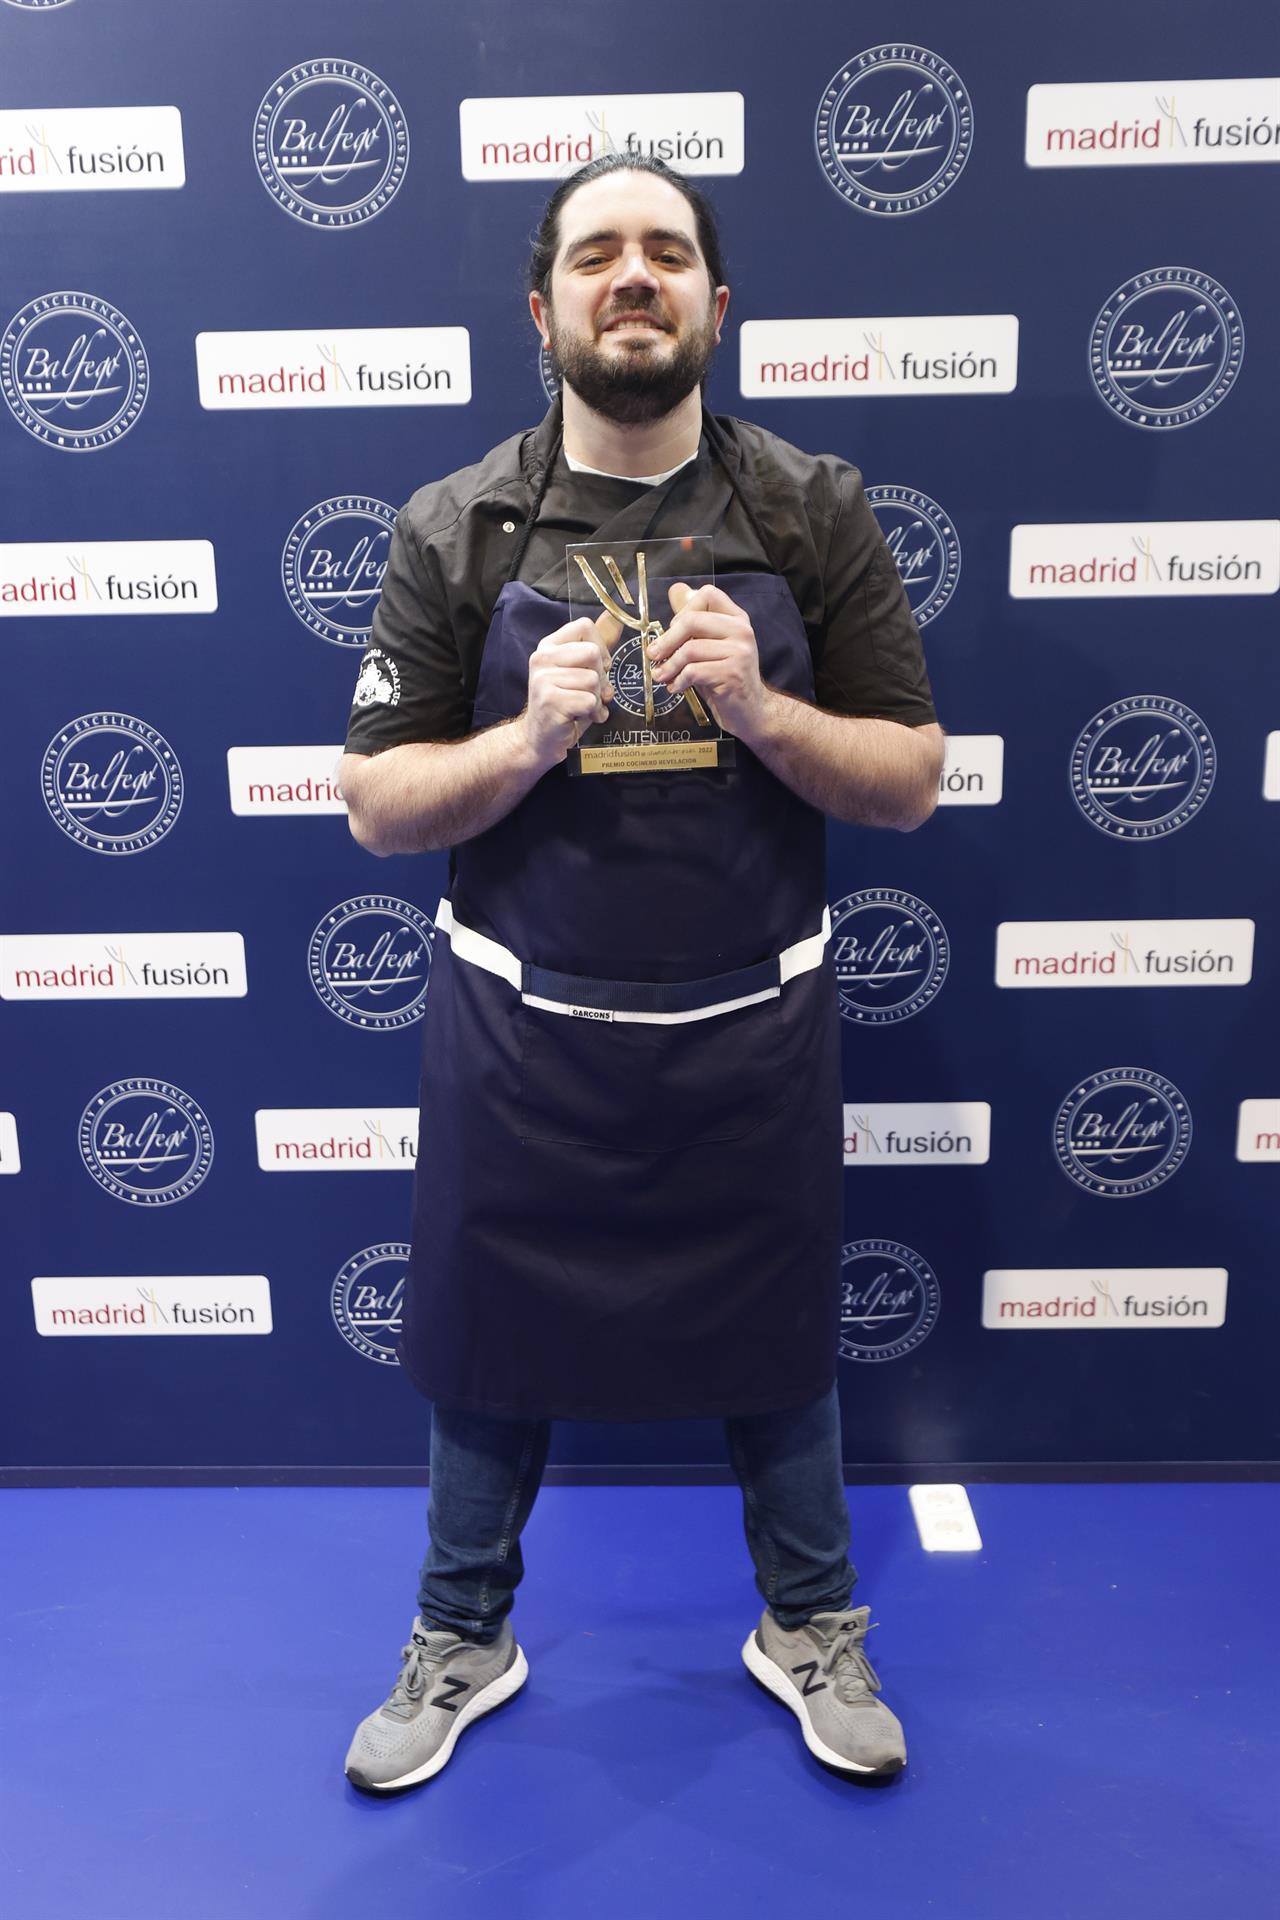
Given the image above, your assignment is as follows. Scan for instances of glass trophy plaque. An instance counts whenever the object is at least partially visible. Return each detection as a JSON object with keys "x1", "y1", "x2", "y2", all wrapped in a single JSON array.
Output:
[{"x1": 565, "y1": 535, "x2": 735, "y2": 775}]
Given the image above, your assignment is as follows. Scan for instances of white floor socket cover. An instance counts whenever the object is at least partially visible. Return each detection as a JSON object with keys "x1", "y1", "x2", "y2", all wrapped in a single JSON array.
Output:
[{"x1": 908, "y1": 1483, "x2": 983, "y2": 1552}]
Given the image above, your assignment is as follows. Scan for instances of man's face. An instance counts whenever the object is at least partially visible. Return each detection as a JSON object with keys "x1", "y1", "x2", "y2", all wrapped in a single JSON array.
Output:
[{"x1": 530, "y1": 172, "x2": 730, "y2": 426}]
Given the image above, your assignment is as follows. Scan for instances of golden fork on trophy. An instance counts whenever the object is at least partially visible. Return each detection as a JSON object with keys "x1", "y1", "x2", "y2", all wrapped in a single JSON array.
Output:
[{"x1": 572, "y1": 550, "x2": 712, "y2": 727}]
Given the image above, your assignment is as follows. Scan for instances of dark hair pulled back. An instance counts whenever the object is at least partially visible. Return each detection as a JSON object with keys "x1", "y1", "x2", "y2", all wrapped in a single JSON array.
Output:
[{"x1": 526, "y1": 153, "x2": 727, "y2": 301}]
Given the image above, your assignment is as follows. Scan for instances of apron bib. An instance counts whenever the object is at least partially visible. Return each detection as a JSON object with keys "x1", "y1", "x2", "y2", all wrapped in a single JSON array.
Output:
[{"x1": 399, "y1": 560, "x2": 842, "y2": 1420}]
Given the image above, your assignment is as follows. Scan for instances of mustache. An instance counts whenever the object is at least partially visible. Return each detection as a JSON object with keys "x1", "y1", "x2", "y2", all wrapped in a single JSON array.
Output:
[{"x1": 599, "y1": 296, "x2": 671, "y2": 331}]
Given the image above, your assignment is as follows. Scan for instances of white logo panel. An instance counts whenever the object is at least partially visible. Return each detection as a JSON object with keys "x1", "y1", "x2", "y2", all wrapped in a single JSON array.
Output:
[
  {"x1": 1027, "y1": 79, "x2": 1280, "y2": 167},
  {"x1": 983, "y1": 1269, "x2": 1226, "y2": 1328},
  {"x1": 844, "y1": 1103, "x2": 990, "y2": 1165},
  {"x1": 196, "y1": 329, "x2": 471, "y2": 409},
  {"x1": 997, "y1": 920, "x2": 1253, "y2": 987},
  {"x1": 740, "y1": 316, "x2": 1017, "y2": 397},
  {"x1": 1264, "y1": 733, "x2": 1280, "y2": 798},
  {"x1": 1010, "y1": 521, "x2": 1278, "y2": 597},
  {"x1": 33, "y1": 1276, "x2": 272, "y2": 1336},
  {"x1": 0, "y1": 107, "x2": 185, "y2": 190},
  {"x1": 459, "y1": 92, "x2": 744, "y2": 178},
  {"x1": 938, "y1": 735, "x2": 1003, "y2": 805},
  {"x1": 255, "y1": 1108, "x2": 417, "y2": 1169},
  {"x1": 1, "y1": 933, "x2": 246, "y2": 1000},
  {"x1": 1237, "y1": 1100, "x2": 1280, "y2": 1161},
  {"x1": 227, "y1": 747, "x2": 345, "y2": 815},
  {"x1": 0, "y1": 540, "x2": 217, "y2": 615},
  {"x1": 0, "y1": 1111, "x2": 19, "y2": 1173}
]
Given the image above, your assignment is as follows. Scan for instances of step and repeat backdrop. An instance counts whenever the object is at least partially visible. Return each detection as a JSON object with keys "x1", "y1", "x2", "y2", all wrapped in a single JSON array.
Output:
[{"x1": 3, "y1": 0, "x2": 1278, "y2": 1478}]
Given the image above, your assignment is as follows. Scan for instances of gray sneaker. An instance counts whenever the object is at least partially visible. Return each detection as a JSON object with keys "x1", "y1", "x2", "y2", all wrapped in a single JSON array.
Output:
[
  {"x1": 345, "y1": 1616, "x2": 528, "y2": 1792},
  {"x1": 742, "y1": 1604, "x2": 907, "y2": 1777}
]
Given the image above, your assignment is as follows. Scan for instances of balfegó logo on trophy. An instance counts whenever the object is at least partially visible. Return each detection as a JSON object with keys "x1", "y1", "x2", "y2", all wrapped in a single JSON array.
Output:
[
  {"x1": 282, "y1": 496, "x2": 395, "y2": 646},
  {"x1": 1053, "y1": 1068, "x2": 1192, "y2": 1197},
  {"x1": 1, "y1": 292, "x2": 148, "y2": 449},
  {"x1": 41, "y1": 714, "x2": 183, "y2": 855},
  {"x1": 254, "y1": 61, "x2": 409, "y2": 228},
  {"x1": 1071, "y1": 697, "x2": 1216, "y2": 839},
  {"x1": 331, "y1": 1243, "x2": 407, "y2": 1363},
  {"x1": 79, "y1": 1078, "x2": 215, "y2": 1206},
  {"x1": 839, "y1": 1239, "x2": 941, "y2": 1362},
  {"x1": 815, "y1": 46, "x2": 972, "y2": 215},
  {"x1": 866, "y1": 485, "x2": 960, "y2": 627},
  {"x1": 308, "y1": 895, "x2": 434, "y2": 1028},
  {"x1": 830, "y1": 887, "x2": 949, "y2": 1024},
  {"x1": 1088, "y1": 268, "x2": 1244, "y2": 429}
]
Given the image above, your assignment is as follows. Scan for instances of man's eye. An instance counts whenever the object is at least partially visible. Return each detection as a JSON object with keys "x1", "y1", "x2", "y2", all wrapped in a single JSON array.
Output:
[{"x1": 575, "y1": 255, "x2": 607, "y2": 269}]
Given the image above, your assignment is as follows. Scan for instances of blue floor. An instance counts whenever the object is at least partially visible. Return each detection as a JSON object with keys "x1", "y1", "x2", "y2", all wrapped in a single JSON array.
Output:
[{"x1": 1, "y1": 1482, "x2": 1275, "y2": 1920}]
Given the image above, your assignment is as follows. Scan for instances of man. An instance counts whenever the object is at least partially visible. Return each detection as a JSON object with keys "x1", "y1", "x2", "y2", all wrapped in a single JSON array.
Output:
[{"x1": 340, "y1": 155, "x2": 944, "y2": 1793}]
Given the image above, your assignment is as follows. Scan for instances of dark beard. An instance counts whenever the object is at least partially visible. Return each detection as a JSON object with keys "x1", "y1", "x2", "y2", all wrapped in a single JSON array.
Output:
[{"x1": 547, "y1": 310, "x2": 719, "y2": 426}]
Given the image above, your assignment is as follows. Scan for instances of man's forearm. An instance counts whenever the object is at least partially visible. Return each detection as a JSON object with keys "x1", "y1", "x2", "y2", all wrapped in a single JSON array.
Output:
[
  {"x1": 341, "y1": 721, "x2": 546, "y2": 856},
  {"x1": 737, "y1": 689, "x2": 943, "y2": 830}
]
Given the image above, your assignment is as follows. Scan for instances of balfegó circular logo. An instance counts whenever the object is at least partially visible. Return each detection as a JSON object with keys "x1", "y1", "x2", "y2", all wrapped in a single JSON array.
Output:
[
  {"x1": 2, "y1": 2, "x2": 77, "y2": 13},
  {"x1": 1054, "y1": 1068, "x2": 1192, "y2": 1197},
  {"x1": 308, "y1": 895, "x2": 434, "y2": 1028},
  {"x1": 815, "y1": 46, "x2": 972, "y2": 216},
  {"x1": 1071, "y1": 696, "x2": 1216, "y2": 839},
  {"x1": 610, "y1": 634, "x2": 688, "y2": 721},
  {"x1": 1, "y1": 293, "x2": 148, "y2": 450},
  {"x1": 282, "y1": 496, "x2": 395, "y2": 645},
  {"x1": 41, "y1": 713, "x2": 183, "y2": 855},
  {"x1": 331, "y1": 1242, "x2": 407, "y2": 1364},
  {"x1": 839, "y1": 1238, "x2": 940, "y2": 1362},
  {"x1": 539, "y1": 345, "x2": 562, "y2": 404},
  {"x1": 1089, "y1": 268, "x2": 1244, "y2": 429},
  {"x1": 254, "y1": 60, "x2": 409, "y2": 228},
  {"x1": 830, "y1": 887, "x2": 949, "y2": 1024},
  {"x1": 79, "y1": 1078, "x2": 214, "y2": 1206},
  {"x1": 866, "y1": 485, "x2": 960, "y2": 627}
]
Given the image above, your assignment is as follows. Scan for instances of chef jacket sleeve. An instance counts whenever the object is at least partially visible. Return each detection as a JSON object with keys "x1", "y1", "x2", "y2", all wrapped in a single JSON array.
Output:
[
  {"x1": 343, "y1": 510, "x2": 471, "y2": 755},
  {"x1": 813, "y1": 469, "x2": 938, "y2": 728}
]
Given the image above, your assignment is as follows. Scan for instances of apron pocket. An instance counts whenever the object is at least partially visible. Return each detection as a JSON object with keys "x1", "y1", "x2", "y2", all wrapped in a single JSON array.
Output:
[{"x1": 517, "y1": 994, "x2": 792, "y2": 1153}]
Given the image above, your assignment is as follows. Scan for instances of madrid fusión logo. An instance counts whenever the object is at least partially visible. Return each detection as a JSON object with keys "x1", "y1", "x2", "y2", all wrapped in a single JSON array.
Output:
[
  {"x1": 1071, "y1": 696, "x2": 1216, "y2": 839},
  {"x1": 1088, "y1": 268, "x2": 1244, "y2": 429},
  {"x1": 1054, "y1": 1068, "x2": 1192, "y2": 1197},
  {"x1": 815, "y1": 46, "x2": 972, "y2": 215},
  {"x1": 1, "y1": 293, "x2": 148, "y2": 449},
  {"x1": 41, "y1": 713, "x2": 183, "y2": 855},
  {"x1": 866, "y1": 485, "x2": 960, "y2": 627},
  {"x1": 839, "y1": 1238, "x2": 941, "y2": 1362},
  {"x1": 79, "y1": 1078, "x2": 215, "y2": 1206},
  {"x1": 830, "y1": 887, "x2": 949, "y2": 1024},
  {"x1": 281, "y1": 496, "x2": 395, "y2": 646},
  {"x1": 308, "y1": 895, "x2": 434, "y2": 1028},
  {"x1": 253, "y1": 60, "x2": 410, "y2": 228},
  {"x1": 331, "y1": 1242, "x2": 407, "y2": 1363}
]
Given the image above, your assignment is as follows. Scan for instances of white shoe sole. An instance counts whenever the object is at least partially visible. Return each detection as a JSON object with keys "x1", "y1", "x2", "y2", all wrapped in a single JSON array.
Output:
[
  {"x1": 347, "y1": 1645, "x2": 529, "y2": 1792},
  {"x1": 741, "y1": 1632, "x2": 905, "y2": 1776}
]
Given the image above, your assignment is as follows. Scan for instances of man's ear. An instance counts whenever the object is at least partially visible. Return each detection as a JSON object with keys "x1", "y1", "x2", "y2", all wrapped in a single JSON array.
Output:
[
  {"x1": 713, "y1": 284, "x2": 730, "y2": 344},
  {"x1": 529, "y1": 290, "x2": 551, "y2": 350}
]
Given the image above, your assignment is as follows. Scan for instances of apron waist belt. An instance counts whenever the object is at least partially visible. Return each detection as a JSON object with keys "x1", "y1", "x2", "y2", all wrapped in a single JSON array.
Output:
[{"x1": 435, "y1": 898, "x2": 831, "y2": 1027}]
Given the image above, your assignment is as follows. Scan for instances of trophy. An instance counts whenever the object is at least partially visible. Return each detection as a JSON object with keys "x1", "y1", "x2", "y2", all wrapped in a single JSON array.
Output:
[{"x1": 565, "y1": 536, "x2": 735, "y2": 774}]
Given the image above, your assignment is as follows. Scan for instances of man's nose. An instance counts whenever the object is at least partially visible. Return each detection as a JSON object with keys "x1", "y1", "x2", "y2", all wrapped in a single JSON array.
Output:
[{"x1": 612, "y1": 247, "x2": 660, "y2": 293}]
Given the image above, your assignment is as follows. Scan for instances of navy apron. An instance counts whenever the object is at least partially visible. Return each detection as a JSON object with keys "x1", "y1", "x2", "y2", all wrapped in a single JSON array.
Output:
[{"x1": 398, "y1": 470, "x2": 843, "y2": 1421}]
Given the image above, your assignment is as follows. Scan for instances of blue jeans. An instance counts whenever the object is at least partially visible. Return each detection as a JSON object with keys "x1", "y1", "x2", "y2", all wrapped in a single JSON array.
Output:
[{"x1": 416, "y1": 1382, "x2": 858, "y2": 1643}]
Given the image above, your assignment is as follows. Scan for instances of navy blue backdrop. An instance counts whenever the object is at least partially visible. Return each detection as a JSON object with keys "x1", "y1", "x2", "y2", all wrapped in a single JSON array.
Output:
[{"x1": 3, "y1": 0, "x2": 1277, "y2": 1479}]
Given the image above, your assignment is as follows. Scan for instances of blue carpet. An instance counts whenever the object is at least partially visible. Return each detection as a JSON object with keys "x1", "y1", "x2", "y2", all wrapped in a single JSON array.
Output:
[{"x1": 0, "y1": 1483, "x2": 1274, "y2": 1919}]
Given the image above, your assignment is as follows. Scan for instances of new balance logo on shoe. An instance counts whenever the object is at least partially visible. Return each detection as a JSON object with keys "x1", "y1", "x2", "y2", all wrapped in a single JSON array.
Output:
[
  {"x1": 790, "y1": 1660, "x2": 828, "y2": 1697},
  {"x1": 430, "y1": 1674, "x2": 472, "y2": 1713}
]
